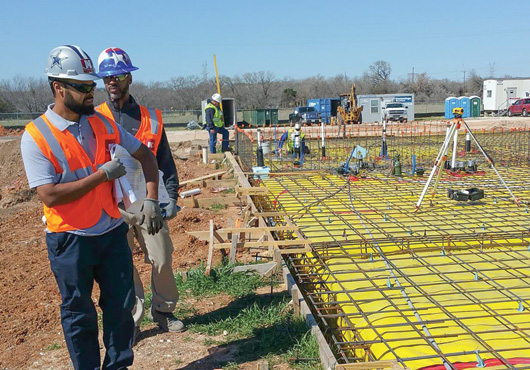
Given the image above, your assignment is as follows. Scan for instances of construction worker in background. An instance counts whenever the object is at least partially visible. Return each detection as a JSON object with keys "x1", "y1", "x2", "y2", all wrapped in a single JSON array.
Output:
[
  {"x1": 95, "y1": 47, "x2": 185, "y2": 340},
  {"x1": 278, "y1": 122, "x2": 307, "y2": 163},
  {"x1": 20, "y1": 45, "x2": 162, "y2": 370},
  {"x1": 205, "y1": 93, "x2": 231, "y2": 153}
]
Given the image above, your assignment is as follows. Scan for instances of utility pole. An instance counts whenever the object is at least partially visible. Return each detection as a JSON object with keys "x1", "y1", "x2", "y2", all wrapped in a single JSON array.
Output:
[{"x1": 462, "y1": 70, "x2": 466, "y2": 94}]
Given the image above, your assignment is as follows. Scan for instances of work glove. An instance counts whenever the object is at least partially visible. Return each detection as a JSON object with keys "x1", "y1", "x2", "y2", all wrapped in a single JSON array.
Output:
[
  {"x1": 140, "y1": 198, "x2": 163, "y2": 235},
  {"x1": 99, "y1": 159, "x2": 126, "y2": 181},
  {"x1": 161, "y1": 198, "x2": 180, "y2": 220}
]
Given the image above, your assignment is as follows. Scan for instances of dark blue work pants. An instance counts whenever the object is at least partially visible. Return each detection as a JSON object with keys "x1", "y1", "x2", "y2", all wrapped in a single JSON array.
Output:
[
  {"x1": 46, "y1": 222, "x2": 135, "y2": 370},
  {"x1": 209, "y1": 126, "x2": 229, "y2": 153}
]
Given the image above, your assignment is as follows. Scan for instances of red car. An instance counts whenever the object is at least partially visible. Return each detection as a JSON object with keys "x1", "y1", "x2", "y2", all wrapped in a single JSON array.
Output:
[{"x1": 508, "y1": 98, "x2": 530, "y2": 116}]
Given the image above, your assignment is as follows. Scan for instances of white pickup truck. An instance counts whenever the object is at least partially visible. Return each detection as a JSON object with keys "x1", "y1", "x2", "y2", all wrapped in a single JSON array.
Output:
[{"x1": 383, "y1": 102, "x2": 408, "y2": 123}]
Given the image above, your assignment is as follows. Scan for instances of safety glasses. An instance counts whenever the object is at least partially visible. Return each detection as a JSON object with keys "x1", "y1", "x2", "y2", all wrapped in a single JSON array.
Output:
[
  {"x1": 62, "y1": 81, "x2": 97, "y2": 94},
  {"x1": 103, "y1": 74, "x2": 130, "y2": 83}
]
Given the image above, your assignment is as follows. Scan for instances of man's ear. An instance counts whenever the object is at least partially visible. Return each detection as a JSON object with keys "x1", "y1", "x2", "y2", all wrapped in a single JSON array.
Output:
[{"x1": 53, "y1": 81, "x2": 65, "y2": 98}]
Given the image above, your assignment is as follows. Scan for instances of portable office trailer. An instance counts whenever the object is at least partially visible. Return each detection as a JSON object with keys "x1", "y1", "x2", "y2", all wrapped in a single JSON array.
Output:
[
  {"x1": 483, "y1": 78, "x2": 530, "y2": 113},
  {"x1": 201, "y1": 98, "x2": 236, "y2": 127},
  {"x1": 358, "y1": 94, "x2": 414, "y2": 123}
]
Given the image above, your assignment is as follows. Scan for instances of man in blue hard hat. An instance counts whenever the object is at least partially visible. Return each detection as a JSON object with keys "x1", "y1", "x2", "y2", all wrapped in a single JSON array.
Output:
[{"x1": 95, "y1": 47, "x2": 185, "y2": 342}]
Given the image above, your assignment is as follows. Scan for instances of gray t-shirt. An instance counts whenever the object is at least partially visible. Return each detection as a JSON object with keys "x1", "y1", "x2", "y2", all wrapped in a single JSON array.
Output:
[{"x1": 21, "y1": 104, "x2": 142, "y2": 236}]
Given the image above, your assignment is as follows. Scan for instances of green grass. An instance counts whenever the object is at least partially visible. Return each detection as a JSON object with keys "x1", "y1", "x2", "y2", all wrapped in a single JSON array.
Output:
[
  {"x1": 175, "y1": 263, "x2": 270, "y2": 299},
  {"x1": 223, "y1": 362, "x2": 239, "y2": 370},
  {"x1": 186, "y1": 293, "x2": 321, "y2": 368},
  {"x1": 174, "y1": 358, "x2": 183, "y2": 366},
  {"x1": 210, "y1": 203, "x2": 226, "y2": 212},
  {"x1": 137, "y1": 262, "x2": 321, "y2": 369},
  {"x1": 285, "y1": 331, "x2": 322, "y2": 370},
  {"x1": 44, "y1": 343, "x2": 61, "y2": 351}
]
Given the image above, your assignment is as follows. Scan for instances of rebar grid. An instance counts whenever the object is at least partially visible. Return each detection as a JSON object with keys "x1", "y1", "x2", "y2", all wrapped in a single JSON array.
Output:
[
  {"x1": 253, "y1": 167, "x2": 530, "y2": 369},
  {"x1": 237, "y1": 123, "x2": 530, "y2": 174}
]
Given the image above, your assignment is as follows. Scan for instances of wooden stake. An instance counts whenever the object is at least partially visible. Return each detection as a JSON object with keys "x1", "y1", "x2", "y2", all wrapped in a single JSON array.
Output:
[{"x1": 206, "y1": 219, "x2": 214, "y2": 275}]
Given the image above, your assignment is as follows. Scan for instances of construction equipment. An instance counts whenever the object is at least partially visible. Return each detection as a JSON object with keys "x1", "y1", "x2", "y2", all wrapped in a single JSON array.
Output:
[
  {"x1": 415, "y1": 112, "x2": 518, "y2": 211},
  {"x1": 336, "y1": 84, "x2": 363, "y2": 125}
]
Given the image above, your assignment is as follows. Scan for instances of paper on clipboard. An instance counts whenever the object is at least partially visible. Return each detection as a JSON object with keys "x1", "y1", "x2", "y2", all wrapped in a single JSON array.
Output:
[{"x1": 110, "y1": 144, "x2": 170, "y2": 213}]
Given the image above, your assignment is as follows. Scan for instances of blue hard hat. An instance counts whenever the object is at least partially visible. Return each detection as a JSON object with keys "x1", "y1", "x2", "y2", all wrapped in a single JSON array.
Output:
[{"x1": 97, "y1": 47, "x2": 139, "y2": 77}]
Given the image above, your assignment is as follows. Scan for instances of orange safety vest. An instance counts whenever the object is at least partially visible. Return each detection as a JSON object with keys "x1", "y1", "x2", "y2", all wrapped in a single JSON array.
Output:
[
  {"x1": 25, "y1": 113, "x2": 122, "y2": 232},
  {"x1": 96, "y1": 102, "x2": 163, "y2": 154}
]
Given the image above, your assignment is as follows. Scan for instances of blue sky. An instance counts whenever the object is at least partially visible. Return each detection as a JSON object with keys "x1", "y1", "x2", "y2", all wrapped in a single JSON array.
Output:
[{"x1": 1, "y1": 0, "x2": 528, "y2": 83}]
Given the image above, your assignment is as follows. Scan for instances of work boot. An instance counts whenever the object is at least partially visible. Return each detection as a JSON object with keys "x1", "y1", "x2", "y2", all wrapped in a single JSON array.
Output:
[
  {"x1": 148, "y1": 308, "x2": 187, "y2": 333},
  {"x1": 221, "y1": 147, "x2": 233, "y2": 153}
]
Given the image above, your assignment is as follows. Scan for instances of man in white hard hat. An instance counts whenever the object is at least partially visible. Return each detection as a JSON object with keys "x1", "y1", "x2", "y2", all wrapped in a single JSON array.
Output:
[
  {"x1": 20, "y1": 45, "x2": 162, "y2": 370},
  {"x1": 95, "y1": 47, "x2": 185, "y2": 341},
  {"x1": 278, "y1": 122, "x2": 307, "y2": 163},
  {"x1": 205, "y1": 93, "x2": 231, "y2": 153}
]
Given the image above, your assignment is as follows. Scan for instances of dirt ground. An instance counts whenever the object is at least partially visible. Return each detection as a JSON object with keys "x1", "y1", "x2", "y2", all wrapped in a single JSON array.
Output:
[{"x1": 2, "y1": 117, "x2": 530, "y2": 370}]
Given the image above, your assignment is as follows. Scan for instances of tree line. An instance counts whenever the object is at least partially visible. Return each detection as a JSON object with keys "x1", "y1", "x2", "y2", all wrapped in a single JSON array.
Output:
[{"x1": 0, "y1": 61, "x2": 486, "y2": 113}]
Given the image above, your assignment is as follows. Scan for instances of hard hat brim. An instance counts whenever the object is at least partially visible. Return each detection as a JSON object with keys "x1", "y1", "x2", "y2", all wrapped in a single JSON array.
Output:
[
  {"x1": 97, "y1": 66, "x2": 139, "y2": 78},
  {"x1": 45, "y1": 71, "x2": 101, "y2": 81}
]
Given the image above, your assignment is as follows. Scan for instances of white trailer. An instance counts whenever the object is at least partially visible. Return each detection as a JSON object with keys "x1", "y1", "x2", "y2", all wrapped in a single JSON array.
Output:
[
  {"x1": 358, "y1": 94, "x2": 415, "y2": 123},
  {"x1": 483, "y1": 78, "x2": 530, "y2": 113}
]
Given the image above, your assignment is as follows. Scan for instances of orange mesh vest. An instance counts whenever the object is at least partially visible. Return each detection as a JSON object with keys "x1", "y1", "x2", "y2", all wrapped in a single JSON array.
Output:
[
  {"x1": 25, "y1": 113, "x2": 121, "y2": 232},
  {"x1": 96, "y1": 102, "x2": 163, "y2": 154}
]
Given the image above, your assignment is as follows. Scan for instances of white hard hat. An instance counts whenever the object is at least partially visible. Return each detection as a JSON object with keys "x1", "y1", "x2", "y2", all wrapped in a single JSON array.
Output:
[
  {"x1": 45, "y1": 45, "x2": 99, "y2": 81},
  {"x1": 294, "y1": 123, "x2": 301, "y2": 130},
  {"x1": 212, "y1": 93, "x2": 222, "y2": 103}
]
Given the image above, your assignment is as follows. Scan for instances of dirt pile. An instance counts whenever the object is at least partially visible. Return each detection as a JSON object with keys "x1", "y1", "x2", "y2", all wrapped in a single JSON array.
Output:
[{"x1": 0, "y1": 125, "x2": 23, "y2": 137}]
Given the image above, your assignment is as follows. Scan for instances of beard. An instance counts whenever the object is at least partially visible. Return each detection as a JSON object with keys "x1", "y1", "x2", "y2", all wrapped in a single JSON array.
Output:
[
  {"x1": 106, "y1": 83, "x2": 129, "y2": 104},
  {"x1": 64, "y1": 89, "x2": 95, "y2": 116}
]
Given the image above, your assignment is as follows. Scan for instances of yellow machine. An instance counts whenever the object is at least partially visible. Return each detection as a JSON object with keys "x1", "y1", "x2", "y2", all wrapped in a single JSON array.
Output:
[{"x1": 335, "y1": 84, "x2": 363, "y2": 125}]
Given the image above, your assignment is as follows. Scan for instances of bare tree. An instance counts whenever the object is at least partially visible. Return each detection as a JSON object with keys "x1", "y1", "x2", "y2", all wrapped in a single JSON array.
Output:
[{"x1": 368, "y1": 61, "x2": 392, "y2": 84}]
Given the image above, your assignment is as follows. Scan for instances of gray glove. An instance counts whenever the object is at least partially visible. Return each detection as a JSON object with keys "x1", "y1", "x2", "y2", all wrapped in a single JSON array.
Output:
[
  {"x1": 99, "y1": 159, "x2": 126, "y2": 181},
  {"x1": 161, "y1": 199, "x2": 180, "y2": 220},
  {"x1": 140, "y1": 198, "x2": 163, "y2": 235}
]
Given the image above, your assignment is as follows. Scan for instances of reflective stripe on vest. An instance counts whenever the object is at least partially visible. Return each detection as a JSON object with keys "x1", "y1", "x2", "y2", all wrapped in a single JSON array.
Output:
[
  {"x1": 205, "y1": 103, "x2": 223, "y2": 128},
  {"x1": 286, "y1": 129, "x2": 305, "y2": 151},
  {"x1": 96, "y1": 102, "x2": 163, "y2": 154},
  {"x1": 25, "y1": 113, "x2": 122, "y2": 232},
  {"x1": 138, "y1": 105, "x2": 163, "y2": 153}
]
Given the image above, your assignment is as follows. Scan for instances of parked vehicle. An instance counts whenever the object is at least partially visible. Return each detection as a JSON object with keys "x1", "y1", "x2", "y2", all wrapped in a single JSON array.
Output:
[
  {"x1": 383, "y1": 102, "x2": 408, "y2": 122},
  {"x1": 508, "y1": 98, "x2": 530, "y2": 117},
  {"x1": 289, "y1": 106, "x2": 320, "y2": 124}
]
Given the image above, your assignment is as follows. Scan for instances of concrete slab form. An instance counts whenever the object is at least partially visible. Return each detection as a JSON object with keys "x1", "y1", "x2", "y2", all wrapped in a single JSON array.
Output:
[{"x1": 247, "y1": 150, "x2": 530, "y2": 369}]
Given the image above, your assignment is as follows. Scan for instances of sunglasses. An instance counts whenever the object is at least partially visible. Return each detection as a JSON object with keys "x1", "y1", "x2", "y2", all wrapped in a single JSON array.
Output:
[
  {"x1": 103, "y1": 74, "x2": 130, "y2": 83},
  {"x1": 62, "y1": 81, "x2": 97, "y2": 94}
]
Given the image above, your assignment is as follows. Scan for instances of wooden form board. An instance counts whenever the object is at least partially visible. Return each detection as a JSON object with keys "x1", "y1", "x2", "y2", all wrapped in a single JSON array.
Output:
[
  {"x1": 335, "y1": 361, "x2": 403, "y2": 370},
  {"x1": 179, "y1": 170, "x2": 228, "y2": 186}
]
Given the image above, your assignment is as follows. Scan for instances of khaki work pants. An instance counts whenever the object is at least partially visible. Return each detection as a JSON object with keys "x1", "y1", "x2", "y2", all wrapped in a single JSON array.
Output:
[{"x1": 120, "y1": 210, "x2": 179, "y2": 327}]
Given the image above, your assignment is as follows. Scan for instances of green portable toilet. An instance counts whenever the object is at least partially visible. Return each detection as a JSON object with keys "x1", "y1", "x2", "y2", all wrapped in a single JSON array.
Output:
[{"x1": 470, "y1": 96, "x2": 481, "y2": 117}]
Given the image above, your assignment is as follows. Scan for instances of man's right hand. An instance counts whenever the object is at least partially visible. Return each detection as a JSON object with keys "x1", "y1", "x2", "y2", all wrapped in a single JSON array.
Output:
[
  {"x1": 99, "y1": 159, "x2": 126, "y2": 181},
  {"x1": 210, "y1": 129, "x2": 216, "y2": 134}
]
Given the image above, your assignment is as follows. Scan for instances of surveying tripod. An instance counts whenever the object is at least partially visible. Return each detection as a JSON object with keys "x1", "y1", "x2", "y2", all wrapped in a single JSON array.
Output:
[{"x1": 415, "y1": 108, "x2": 518, "y2": 212}]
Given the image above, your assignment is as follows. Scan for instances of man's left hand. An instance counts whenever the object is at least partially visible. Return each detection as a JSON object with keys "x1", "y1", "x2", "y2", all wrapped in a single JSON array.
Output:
[
  {"x1": 162, "y1": 199, "x2": 180, "y2": 220},
  {"x1": 141, "y1": 198, "x2": 164, "y2": 235}
]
